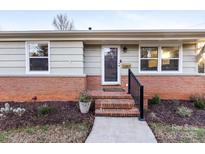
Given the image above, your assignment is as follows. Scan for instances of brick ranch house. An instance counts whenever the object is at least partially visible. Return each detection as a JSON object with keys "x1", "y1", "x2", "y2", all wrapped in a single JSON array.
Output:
[{"x1": 0, "y1": 30, "x2": 205, "y2": 116}]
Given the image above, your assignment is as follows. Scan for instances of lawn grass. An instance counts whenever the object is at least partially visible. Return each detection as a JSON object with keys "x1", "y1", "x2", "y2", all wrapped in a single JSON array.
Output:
[
  {"x1": 149, "y1": 122, "x2": 205, "y2": 143},
  {"x1": 0, "y1": 121, "x2": 92, "y2": 143}
]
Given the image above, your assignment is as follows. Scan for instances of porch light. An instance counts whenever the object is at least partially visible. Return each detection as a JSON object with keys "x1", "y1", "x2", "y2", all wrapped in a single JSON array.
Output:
[{"x1": 122, "y1": 46, "x2": 127, "y2": 53}]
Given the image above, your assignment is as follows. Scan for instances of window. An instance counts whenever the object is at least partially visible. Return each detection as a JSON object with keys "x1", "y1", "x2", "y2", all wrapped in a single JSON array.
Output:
[
  {"x1": 139, "y1": 44, "x2": 181, "y2": 73},
  {"x1": 140, "y1": 47, "x2": 158, "y2": 71},
  {"x1": 26, "y1": 41, "x2": 50, "y2": 73},
  {"x1": 161, "y1": 47, "x2": 179, "y2": 71}
]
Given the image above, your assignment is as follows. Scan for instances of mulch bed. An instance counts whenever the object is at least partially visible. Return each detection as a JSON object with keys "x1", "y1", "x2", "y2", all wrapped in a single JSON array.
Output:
[
  {"x1": 146, "y1": 100, "x2": 205, "y2": 127},
  {"x1": 0, "y1": 101, "x2": 94, "y2": 131}
]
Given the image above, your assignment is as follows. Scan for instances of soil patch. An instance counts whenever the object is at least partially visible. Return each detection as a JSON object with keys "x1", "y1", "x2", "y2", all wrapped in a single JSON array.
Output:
[
  {"x1": 146, "y1": 100, "x2": 205, "y2": 127},
  {"x1": 0, "y1": 101, "x2": 94, "y2": 131}
]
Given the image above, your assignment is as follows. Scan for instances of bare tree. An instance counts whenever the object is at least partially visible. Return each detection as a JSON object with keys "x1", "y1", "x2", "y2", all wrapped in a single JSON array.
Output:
[{"x1": 53, "y1": 14, "x2": 74, "y2": 30}]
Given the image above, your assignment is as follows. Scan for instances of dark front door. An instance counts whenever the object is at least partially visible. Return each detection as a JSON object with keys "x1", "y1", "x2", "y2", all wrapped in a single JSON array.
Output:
[{"x1": 103, "y1": 47, "x2": 120, "y2": 84}]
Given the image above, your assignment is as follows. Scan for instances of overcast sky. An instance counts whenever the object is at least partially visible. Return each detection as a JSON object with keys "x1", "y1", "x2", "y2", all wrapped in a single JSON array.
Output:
[{"x1": 1, "y1": 10, "x2": 205, "y2": 30}]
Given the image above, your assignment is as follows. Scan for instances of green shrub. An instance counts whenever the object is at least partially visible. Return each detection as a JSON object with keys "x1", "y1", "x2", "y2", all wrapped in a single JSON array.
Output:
[
  {"x1": 79, "y1": 91, "x2": 92, "y2": 102},
  {"x1": 177, "y1": 106, "x2": 193, "y2": 117},
  {"x1": 37, "y1": 104, "x2": 55, "y2": 116},
  {"x1": 150, "y1": 94, "x2": 161, "y2": 104},
  {"x1": 194, "y1": 99, "x2": 205, "y2": 109},
  {"x1": 190, "y1": 94, "x2": 205, "y2": 109}
]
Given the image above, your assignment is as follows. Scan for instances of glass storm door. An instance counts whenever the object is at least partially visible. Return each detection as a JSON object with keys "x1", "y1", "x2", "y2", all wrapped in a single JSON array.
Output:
[{"x1": 102, "y1": 46, "x2": 120, "y2": 85}]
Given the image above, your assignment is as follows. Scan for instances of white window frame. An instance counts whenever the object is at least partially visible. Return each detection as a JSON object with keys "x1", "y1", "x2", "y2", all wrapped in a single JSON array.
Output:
[
  {"x1": 139, "y1": 46, "x2": 159, "y2": 73},
  {"x1": 139, "y1": 43, "x2": 183, "y2": 74},
  {"x1": 25, "y1": 41, "x2": 50, "y2": 74}
]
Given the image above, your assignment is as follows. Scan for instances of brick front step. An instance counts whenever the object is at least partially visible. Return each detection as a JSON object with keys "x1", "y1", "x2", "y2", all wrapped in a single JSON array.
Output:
[
  {"x1": 89, "y1": 90, "x2": 132, "y2": 99},
  {"x1": 95, "y1": 108, "x2": 139, "y2": 117},
  {"x1": 95, "y1": 99, "x2": 136, "y2": 109}
]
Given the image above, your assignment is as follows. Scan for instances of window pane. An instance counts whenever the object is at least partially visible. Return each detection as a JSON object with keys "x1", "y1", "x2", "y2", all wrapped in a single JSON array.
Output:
[
  {"x1": 161, "y1": 47, "x2": 179, "y2": 59},
  {"x1": 29, "y1": 43, "x2": 48, "y2": 57},
  {"x1": 161, "y1": 59, "x2": 178, "y2": 71},
  {"x1": 141, "y1": 59, "x2": 158, "y2": 71},
  {"x1": 30, "y1": 58, "x2": 48, "y2": 71},
  {"x1": 141, "y1": 47, "x2": 158, "y2": 58},
  {"x1": 104, "y1": 48, "x2": 118, "y2": 82},
  {"x1": 198, "y1": 62, "x2": 205, "y2": 73}
]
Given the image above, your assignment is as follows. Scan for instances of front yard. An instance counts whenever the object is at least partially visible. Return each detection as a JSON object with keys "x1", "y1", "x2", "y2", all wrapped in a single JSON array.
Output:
[
  {"x1": 0, "y1": 101, "x2": 94, "y2": 143},
  {"x1": 146, "y1": 100, "x2": 205, "y2": 143}
]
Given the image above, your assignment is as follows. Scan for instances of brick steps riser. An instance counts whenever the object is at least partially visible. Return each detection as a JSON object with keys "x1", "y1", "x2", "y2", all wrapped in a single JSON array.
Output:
[
  {"x1": 92, "y1": 96, "x2": 132, "y2": 99},
  {"x1": 93, "y1": 93, "x2": 139, "y2": 117},
  {"x1": 95, "y1": 113, "x2": 138, "y2": 117},
  {"x1": 95, "y1": 107, "x2": 139, "y2": 117},
  {"x1": 95, "y1": 104, "x2": 135, "y2": 109}
]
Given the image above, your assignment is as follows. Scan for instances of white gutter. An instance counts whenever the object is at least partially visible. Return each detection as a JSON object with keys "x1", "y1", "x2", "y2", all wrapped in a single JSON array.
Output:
[{"x1": 0, "y1": 29, "x2": 205, "y2": 41}]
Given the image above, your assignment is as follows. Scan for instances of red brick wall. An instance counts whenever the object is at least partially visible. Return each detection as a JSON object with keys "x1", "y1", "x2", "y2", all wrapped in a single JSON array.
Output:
[
  {"x1": 137, "y1": 76, "x2": 205, "y2": 100},
  {"x1": 0, "y1": 77, "x2": 86, "y2": 102},
  {"x1": 1, "y1": 75, "x2": 204, "y2": 103},
  {"x1": 87, "y1": 75, "x2": 205, "y2": 100}
]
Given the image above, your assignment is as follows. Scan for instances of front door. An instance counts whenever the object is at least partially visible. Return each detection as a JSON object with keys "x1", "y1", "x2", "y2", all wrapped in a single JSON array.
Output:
[{"x1": 102, "y1": 46, "x2": 120, "y2": 85}]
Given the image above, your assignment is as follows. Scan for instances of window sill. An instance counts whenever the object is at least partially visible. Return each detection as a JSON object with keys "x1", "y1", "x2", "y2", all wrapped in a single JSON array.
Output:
[
  {"x1": 139, "y1": 71, "x2": 182, "y2": 75},
  {"x1": 26, "y1": 71, "x2": 50, "y2": 75}
]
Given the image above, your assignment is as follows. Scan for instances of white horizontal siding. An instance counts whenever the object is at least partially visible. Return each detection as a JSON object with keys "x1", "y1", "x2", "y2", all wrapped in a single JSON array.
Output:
[
  {"x1": 84, "y1": 56, "x2": 101, "y2": 62},
  {"x1": 0, "y1": 41, "x2": 84, "y2": 76},
  {"x1": 120, "y1": 45, "x2": 139, "y2": 75},
  {"x1": 84, "y1": 62, "x2": 101, "y2": 68},
  {"x1": 51, "y1": 55, "x2": 83, "y2": 62},
  {"x1": 84, "y1": 44, "x2": 139, "y2": 75},
  {"x1": 50, "y1": 68, "x2": 83, "y2": 75},
  {"x1": 84, "y1": 45, "x2": 101, "y2": 75},
  {"x1": 0, "y1": 41, "x2": 198, "y2": 76},
  {"x1": 0, "y1": 61, "x2": 25, "y2": 67},
  {"x1": 183, "y1": 67, "x2": 196, "y2": 74},
  {"x1": 51, "y1": 61, "x2": 83, "y2": 68},
  {"x1": 182, "y1": 44, "x2": 197, "y2": 74},
  {"x1": 0, "y1": 42, "x2": 25, "y2": 75},
  {"x1": 0, "y1": 68, "x2": 25, "y2": 75},
  {"x1": 84, "y1": 68, "x2": 100, "y2": 75},
  {"x1": 50, "y1": 41, "x2": 84, "y2": 75},
  {"x1": 0, "y1": 55, "x2": 25, "y2": 61},
  {"x1": 183, "y1": 55, "x2": 196, "y2": 62},
  {"x1": 51, "y1": 48, "x2": 83, "y2": 55},
  {"x1": 0, "y1": 42, "x2": 25, "y2": 48},
  {"x1": 50, "y1": 41, "x2": 83, "y2": 48},
  {"x1": 0, "y1": 48, "x2": 25, "y2": 55}
]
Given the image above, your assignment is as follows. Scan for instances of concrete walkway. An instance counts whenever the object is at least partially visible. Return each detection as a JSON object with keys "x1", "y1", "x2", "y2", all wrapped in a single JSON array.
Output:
[{"x1": 86, "y1": 117, "x2": 157, "y2": 143}]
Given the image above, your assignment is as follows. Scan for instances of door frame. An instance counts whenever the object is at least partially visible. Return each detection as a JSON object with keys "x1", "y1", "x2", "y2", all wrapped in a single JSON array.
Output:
[{"x1": 101, "y1": 45, "x2": 121, "y2": 85}]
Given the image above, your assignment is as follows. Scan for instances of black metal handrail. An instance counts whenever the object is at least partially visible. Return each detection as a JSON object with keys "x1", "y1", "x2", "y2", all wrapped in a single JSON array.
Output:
[{"x1": 128, "y1": 69, "x2": 144, "y2": 120}]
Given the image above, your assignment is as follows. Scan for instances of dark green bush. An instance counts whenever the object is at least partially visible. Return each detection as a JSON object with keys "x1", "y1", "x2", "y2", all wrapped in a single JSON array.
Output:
[
  {"x1": 194, "y1": 99, "x2": 205, "y2": 109},
  {"x1": 150, "y1": 94, "x2": 161, "y2": 104},
  {"x1": 37, "y1": 104, "x2": 55, "y2": 116},
  {"x1": 190, "y1": 94, "x2": 205, "y2": 109}
]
